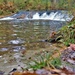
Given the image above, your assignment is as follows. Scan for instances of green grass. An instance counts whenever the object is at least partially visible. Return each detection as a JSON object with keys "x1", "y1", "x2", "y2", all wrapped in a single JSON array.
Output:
[
  {"x1": 28, "y1": 53, "x2": 52, "y2": 70},
  {"x1": 59, "y1": 20, "x2": 75, "y2": 46},
  {"x1": 25, "y1": 51, "x2": 61, "y2": 70},
  {"x1": 51, "y1": 57, "x2": 61, "y2": 68},
  {"x1": 0, "y1": 0, "x2": 75, "y2": 15}
]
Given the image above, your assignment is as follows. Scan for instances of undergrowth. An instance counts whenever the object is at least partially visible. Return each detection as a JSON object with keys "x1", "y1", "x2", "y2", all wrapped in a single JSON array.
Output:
[
  {"x1": 60, "y1": 20, "x2": 75, "y2": 46},
  {"x1": 0, "y1": 0, "x2": 75, "y2": 15},
  {"x1": 25, "y1": 51, "x2": 61, "y2": 71}
]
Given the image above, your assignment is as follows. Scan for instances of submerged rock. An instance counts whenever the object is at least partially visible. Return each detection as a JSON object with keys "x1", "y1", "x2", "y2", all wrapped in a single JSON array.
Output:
[{"x1": 0, "y1": 71, "x2": 5, "y2": 75}]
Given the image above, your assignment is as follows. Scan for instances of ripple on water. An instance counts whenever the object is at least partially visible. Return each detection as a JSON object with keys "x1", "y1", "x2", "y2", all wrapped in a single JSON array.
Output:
[
  {"x1": 0, "y1": 48, "x2": 8, "y2": 51},
  {"x1": 12, "y1": 24, "x2": 18, "y2": 27},
  {"x1": 0, "y1": 42, "x2": 2, "y2": 45},
  {"x1": 12, "y1": 46, "x2": 25, "y2": 52},
  {"x1": 0, "y1": 56, "x2": 2, "y2": 58},
  {"x1": 11, "y1": 34, "x2": 17, "y2": 36},
  {"x1": 8, "y1": 39, "x2": 25, "y2": 45}
]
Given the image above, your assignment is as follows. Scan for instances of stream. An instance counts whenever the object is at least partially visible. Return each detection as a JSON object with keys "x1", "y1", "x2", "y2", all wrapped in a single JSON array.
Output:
[{"x1": 0, "y1": 10, "x2": 73, "y2": 75}]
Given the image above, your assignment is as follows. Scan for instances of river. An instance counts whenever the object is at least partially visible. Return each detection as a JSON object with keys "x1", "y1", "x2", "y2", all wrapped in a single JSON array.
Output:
[{"x1": 0, "y1": 10, "x2": 72, "y2": 75}]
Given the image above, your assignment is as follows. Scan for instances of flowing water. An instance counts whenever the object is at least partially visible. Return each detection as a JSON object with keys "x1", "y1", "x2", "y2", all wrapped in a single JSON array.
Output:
[
  {"x1": 0, "y1": 20, "x2": 66, "y2": 53},
  {"x1": 0, "y1": 10, "x2": 73, "y2": 21}
]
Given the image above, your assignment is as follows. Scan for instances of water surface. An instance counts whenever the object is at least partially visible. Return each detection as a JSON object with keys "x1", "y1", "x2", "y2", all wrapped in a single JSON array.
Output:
[{"x1": 0, "y1": 20, "x2": 66, "y2": 53}]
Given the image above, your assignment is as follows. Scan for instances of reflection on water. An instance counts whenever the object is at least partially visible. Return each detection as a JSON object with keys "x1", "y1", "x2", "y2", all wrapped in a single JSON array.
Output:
[{"x1": 0, "y1": 20, "x2": 66, "y2": 53}]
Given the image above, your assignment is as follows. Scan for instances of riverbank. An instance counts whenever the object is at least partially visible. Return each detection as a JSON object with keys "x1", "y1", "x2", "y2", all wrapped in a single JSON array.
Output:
[
  {"x1": 0, "y1": 43, "x2": 66, "y2": 75},
  {"x1": 0, "y1": 0, "x2": 75, "y2": 16}
]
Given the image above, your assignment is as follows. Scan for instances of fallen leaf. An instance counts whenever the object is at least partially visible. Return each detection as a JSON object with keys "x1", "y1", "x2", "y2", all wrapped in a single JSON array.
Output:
[
  {"x1": 12, "y1": 71, "x2": 22, "y2": 75},
  {"x1": 22, "y1": 72, "x2": 38, "y2": 75}
]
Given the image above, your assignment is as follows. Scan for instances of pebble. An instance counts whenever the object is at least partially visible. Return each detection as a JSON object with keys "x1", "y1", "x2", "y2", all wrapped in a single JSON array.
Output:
[{"x1": 0, "y1": 71, "x2": 5, "y2": 75}]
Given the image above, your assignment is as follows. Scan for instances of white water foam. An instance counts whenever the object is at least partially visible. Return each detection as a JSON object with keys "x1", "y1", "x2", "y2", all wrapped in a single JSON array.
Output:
[
  {"x1": 0, "y1": 17, "x2": 15, "y2": 20},
  {"x1": 32, "y1": 13, "x2": 40, "y2": 19},
  {"x1": 0, "y1": 11, "x2": 73, "y2": 21},
  {"x1": 32, "y1": 12, "x2": 73, "y2": 21}
]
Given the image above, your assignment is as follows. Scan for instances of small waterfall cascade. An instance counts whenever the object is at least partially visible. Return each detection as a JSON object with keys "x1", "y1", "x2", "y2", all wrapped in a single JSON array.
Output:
[
  {"x1": 0, "y1": 10, "x2": 74, "y2": 21},
  {"x1": 32, "y1": 12, "x2": 58, "y2": 20}
]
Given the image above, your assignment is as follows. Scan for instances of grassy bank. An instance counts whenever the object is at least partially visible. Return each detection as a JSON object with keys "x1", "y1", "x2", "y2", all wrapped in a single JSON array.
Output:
[
  {"x1": 60, "y1": 20, "x2": 75, "y2": 46},
  {"x1": 0, "y1": 0, "x2": 75, "y2": 16},
  {"x1": 49, "y1": 19, "x2": 75, "y2": 46}
]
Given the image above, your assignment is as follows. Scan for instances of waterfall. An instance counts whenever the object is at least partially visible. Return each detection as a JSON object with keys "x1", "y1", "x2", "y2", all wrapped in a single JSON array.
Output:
[
  {"x1": 32, "y1": 13, "x2": 40, "y2": 19},
  {"x1": 0, "y1": 10, "x2": 73, "y2": 21}
]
